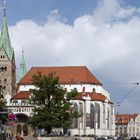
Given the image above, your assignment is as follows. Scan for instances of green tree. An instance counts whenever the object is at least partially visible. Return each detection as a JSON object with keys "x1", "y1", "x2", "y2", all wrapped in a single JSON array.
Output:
[
  {"x1": 0, "y1": 86, "x2": 7, "y2": 123},
  {"x1": 29, "y1": 72, "x2": 80, "y2": 134}
]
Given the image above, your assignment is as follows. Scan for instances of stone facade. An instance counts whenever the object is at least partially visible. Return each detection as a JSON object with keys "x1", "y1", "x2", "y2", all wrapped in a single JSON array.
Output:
[
  {"x1": 0, "y1": 48, "x2": 16, "y2": 97},
  {"x1": 0, "y1": 5, "x2": 16, "y2": 97}
]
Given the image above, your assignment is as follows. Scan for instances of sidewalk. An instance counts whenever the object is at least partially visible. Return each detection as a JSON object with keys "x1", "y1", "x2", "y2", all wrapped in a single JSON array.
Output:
[
  {"x1": 24, "y1": 135, "x2": 37, "y2": 140},
  {"x1": 8, "y1": 135, "x2": 37, "y2": 140}
]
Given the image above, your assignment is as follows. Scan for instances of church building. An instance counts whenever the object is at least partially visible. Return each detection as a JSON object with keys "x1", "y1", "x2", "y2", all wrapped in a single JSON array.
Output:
[{"x1": 0, "y1": 0, "x2": 115, "y2": 137}]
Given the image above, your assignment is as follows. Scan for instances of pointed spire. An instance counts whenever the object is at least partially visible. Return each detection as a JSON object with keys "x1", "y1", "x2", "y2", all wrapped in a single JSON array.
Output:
[
  {"x1": 4, "y1": 0, "x2": 6, "y2": 16},
  {"x1": 0, "y1": 0, "x2": 13, "y2": 61},
  {"x1": 18, "y1": 49, "x2": 27, "y2": 82}
]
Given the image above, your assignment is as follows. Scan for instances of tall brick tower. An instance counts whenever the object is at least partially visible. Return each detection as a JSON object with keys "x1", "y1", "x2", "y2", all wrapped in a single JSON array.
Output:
[{"x1": 0, "y1": 0, "x2": 16, "y2": 97}]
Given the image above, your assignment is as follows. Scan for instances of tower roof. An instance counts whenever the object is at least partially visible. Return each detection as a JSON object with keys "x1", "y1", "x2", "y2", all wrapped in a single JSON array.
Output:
[
  {"x1": 0, "y1": 0, "x2": 13, "y2": 61},
  {"x1": 18, "y1": 50, "x2": 27, "y2": 82}
]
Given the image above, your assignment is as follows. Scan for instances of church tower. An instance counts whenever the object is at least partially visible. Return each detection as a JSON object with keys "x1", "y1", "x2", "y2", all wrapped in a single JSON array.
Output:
[
  {"x1": 0, "y1": 0, "x2": 16, "y2": 97},
  {"x1": 18, "y1": 50, "x2": 27, "y2": 82}
]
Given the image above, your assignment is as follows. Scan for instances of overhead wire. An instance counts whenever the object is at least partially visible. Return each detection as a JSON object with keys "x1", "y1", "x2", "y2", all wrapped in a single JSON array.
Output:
[{"x1": 117, "y1": 82, "x2": 139, "y2": 107}]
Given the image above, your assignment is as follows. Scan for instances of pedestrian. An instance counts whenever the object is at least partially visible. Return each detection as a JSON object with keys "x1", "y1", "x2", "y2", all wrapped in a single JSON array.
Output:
[
  {"x1": 15, "y1": 132, "x2": 21, "y2": 140},
  {"x1": 9, "y1": 134, "x2": 13, "y2": 140}
]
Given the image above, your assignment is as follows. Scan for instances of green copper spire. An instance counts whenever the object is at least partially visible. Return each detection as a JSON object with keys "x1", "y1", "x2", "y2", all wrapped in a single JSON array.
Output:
[
  {"x1": 0, "y1": 0, "x2": 13, "y2": 61},
  {"x1": 18, "y1": 50, "x2": 27, "y2": 82}
]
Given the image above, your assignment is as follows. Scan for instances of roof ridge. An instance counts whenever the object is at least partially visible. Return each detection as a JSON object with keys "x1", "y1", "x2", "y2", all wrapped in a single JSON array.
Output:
[{"x1": 31, "y1": 66, "x2": 87, "y2": 68}]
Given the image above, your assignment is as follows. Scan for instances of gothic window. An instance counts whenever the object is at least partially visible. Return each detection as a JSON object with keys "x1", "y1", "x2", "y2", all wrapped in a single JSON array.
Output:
[
  {"x1": 17, "y1": 124, "x2": 21, "y2": 134},
  {"x1": 111, "y1": 106, "x2": 114, "y2": 124},
  {"x1": 90, "y1": 104, "x2": 95, "y2": 128},
  {"x1": 5, "y1": 67, "x2": 7, "y2": 71},
  {"x1": 13, "y1": 100, "x2": 18, "y2": 104},
  {"x1": 86, "y1": 113, "x2": 90, "y2": 127},
  {"x1": 73, "y1": 103, "x2": 78, "y2": 128},
  {"x1": 79, "y1": 102, "x2": 83, "y2": 128},
  {"x1": 103, "y1": 103, "x2": 106, "y2": 123},
  {"x1": 23, "y1": 124, "x2": 28, "y2": 136},
  {"x1": 0, "y1": 55, "x2": 4, "y2": 58},
  {"x1": 0, "y1": 66, "x2": 7, "y2": 71},
  {"x1": 19, "y1": 108, "x2": 21, "y2": 112},
  {"x1": 95, "y1": 103, "x2": 100, "y2": 129},
  {"x1": 107, "y1": 108, "x2": 110, "y2": 129}
]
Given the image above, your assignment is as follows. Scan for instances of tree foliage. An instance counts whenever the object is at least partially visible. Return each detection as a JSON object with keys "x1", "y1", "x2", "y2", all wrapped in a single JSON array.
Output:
[
  {"x1": 28, "y1": 72, "x2": 80, "y2": 134},
  {"x1": 0, "y1": 86, "x2": 7, "y2": 123}
]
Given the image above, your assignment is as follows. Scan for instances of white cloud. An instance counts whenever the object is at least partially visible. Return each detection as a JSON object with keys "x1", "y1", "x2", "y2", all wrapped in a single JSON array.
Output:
[
  {"x1": 8, "y1": 0, "x2": 140, "y2": 113},
  {"x1": 93, "y1": 0, "x2": 120, "y2": 22}
]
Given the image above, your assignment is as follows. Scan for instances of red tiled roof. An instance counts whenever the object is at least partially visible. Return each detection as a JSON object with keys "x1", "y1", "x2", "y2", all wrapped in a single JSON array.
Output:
[
  {"x1": 18, "y1": 66, "x2": 102, "y2": 85},
  {"x1": 12, "y1": 91, "x2": 30, "y2": 99},
  {"x1": 75, "y1": 92, "x2": 106, "y2": 102},
  {"x1": 12, "y1": 91, "x2": 107, "y2": 102},
  {"x1": 115, "y1": 114, "x2": 138, "y2": 125}
]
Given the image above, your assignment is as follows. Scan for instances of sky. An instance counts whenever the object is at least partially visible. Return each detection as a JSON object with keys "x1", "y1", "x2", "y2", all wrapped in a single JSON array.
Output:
[{"x1": 1, "y1": 0, "x2": 140, "y2": 113}]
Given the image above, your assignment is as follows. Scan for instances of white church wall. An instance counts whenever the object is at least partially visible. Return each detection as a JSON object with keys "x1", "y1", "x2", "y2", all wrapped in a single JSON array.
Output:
[
  {"x1": 18, "y1": 84, "x2": 110, "y2": 100},
  {"x1": 15, "y1": 80, "x2": 115, "y2": 137}
]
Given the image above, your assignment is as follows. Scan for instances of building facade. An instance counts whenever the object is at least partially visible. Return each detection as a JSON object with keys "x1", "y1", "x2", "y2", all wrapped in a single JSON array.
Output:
[{"x1": 115, "y1": 114, "x2": 140, "y2": 139}]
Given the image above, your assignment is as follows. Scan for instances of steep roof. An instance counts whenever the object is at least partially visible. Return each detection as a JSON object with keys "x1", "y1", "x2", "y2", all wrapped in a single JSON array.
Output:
[
  {"x1": 18, "y1": 66, "x2": 102, "y2": 85},
  {"x1": 115, "y1": 114, "x2": 138, "y2": 125},
  {"x1": 75, "y1": 92, "x2": 106, "y2": 102},
  {"x1": 12, "y1": 91, "x2": 106, "y2": 102},
  {"x1": 18, "y1": 50, "x2": 27, "y2": 82},
  {"x1": 0, "y1": 6, "x2": 13, "y2": 61},
  {"x1": 12, "y1": 91, "x2": 30, "y2": 99}
]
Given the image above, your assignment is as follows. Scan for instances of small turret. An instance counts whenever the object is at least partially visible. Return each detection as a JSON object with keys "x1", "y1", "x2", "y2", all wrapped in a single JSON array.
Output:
[{"x1": 18, "y1": 50, "x2": 27, "y2": 82}]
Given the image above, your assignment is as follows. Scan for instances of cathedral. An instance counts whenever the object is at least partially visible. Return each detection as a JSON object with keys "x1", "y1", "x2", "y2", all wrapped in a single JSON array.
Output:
[{"x1": 0, "y1": 0, "x2": 115, "y2": 137}]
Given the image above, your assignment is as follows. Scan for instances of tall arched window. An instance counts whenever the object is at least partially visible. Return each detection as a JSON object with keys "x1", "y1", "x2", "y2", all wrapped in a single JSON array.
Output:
[
  {"x1": 107, "y1": 108, "x2": 110, "y2": 129},
  {"x1": 90, "y1": 104, "x2": 95, "y2": 128},
  {"x1": 23, "y1": 124, "x2": 28, "y2": 136},
  {"x1": 17, "y1": 124, "x2": 21, "y2": 134},
  {"x1": 79, "y1": 102, "x2": 83, "y2": 128},
  {"x1": 95, "y1": 103, "x2": 100, "y2": 129},
  {"x1": 73, "y1": 103, "x2": 78, "y2": 128}
]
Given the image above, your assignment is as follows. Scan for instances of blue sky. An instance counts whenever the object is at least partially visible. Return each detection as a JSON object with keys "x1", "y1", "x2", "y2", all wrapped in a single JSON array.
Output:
[
  {"x1": 1, "y1": 0, "x2": 140, "y2": 113},
  {"x1": 1, "y1": 0, "x2": 99, "y2": 25},
  {"x1": 2, "y1": 0, "x2": 140, "y2": 25}
]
